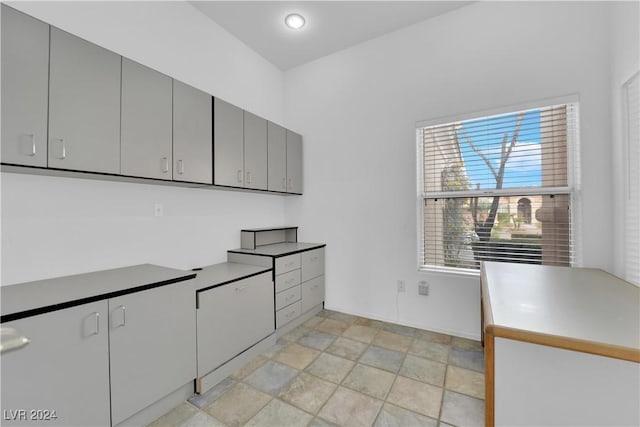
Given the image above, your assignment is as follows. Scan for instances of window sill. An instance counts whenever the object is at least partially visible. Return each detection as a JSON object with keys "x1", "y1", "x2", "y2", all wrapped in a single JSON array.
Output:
[{"x1": 419, "y1": 266, "x2": 481, "y2": 279}]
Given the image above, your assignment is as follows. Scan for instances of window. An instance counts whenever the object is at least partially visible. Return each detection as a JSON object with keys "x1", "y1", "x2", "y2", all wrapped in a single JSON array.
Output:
[{"x1": 417, "y1": 102, "x2": 579, "y2": 273}]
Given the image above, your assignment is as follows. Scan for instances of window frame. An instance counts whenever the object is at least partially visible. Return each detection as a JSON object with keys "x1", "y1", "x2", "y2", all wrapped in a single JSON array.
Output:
[{"x1": 416, "y1": 96, "x2": 582, "y2": 274}]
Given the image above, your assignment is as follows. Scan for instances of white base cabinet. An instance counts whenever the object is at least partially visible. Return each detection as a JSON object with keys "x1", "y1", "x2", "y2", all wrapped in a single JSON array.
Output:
[
  {"x1": 196, "y1": 272, "x2": 274, "y2": 386},
  {"x1": 1, "y1": 301, "x2": 111, "y2": 426}
]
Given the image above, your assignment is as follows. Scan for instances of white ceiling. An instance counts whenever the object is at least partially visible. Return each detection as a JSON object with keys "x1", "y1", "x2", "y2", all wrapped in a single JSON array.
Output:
[{"x1": 190, "y1": 1, "x2": 472, "y2": 70}]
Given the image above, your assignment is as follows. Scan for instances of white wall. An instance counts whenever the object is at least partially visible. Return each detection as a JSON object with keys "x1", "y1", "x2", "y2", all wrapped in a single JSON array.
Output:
[
  {"x1": 609, "y1": 1, "x2": 640, "y2": 280},
  {"x1": 284, "y1": 1, "x2": 614, "y2": 339},
  {"x1": 1, "y1": 1, "x2": 287, "y2": 285}
]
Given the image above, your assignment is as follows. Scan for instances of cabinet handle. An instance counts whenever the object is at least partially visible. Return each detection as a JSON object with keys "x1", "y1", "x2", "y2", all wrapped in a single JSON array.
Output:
[
  {"x1": 235, "y1": 284, "x2": 249, "y2": 293},
  {"x1": 311, "y1": 284, "x2": 319, "y2": 290},
  {"x1": 23, "y1": 134, "x2": 36, "y2": 156},
  {"x1": 282, "y1": 177, "x2": 286, "y2": 190},
  {"x1": 288, "y1": 178, "x2": 292, "y2": 191},
  {"x1": 177, "y1": 159, "x2": 185, "y2": 175},
  {"x1": 286, "y1": 293, "x2": 296, "y2": 302},
  {"x1": 246, "y1": 171, "x2": 252, "y2": 184},
  {"x1": 54, "y1": 138, "x2": 66, "y2": 159},
  {"x1": 113, "y1": 305, "x2": 126, "y2": 328},
  {"x1": 237, "y1": 169, "x2": 243, "y2": 183},
  {"x1": 88, "y1": 312, "x2": 100, "y2": 336},
  {"x1": 161, "y1": 157, "x2": 169, "y2": 173},
  {"x1": 0, "y1": 327, "x2": 31, "y2": 354}
]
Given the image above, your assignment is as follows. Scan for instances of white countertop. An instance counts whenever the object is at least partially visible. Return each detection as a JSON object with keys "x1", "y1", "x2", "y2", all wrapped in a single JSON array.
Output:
[{"x1": 482, "y1": 262, "x2": 640, "y2": 361}]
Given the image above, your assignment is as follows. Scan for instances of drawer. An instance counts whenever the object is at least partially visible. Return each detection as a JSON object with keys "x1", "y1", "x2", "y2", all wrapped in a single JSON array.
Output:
[
  {"x1": 275, "y1": 269, "x2": 301, "y2": 293},
  {"x1": 276, "y1": 253, "x2": 301, "y2": 274},
  {"x1": 276, "y1": 300, "x2": 302, "y2": 328},
  {"x1": 301, "y1": 248, "x2": 324, "y2": 282},
  {"x1": 275, "y1": 285, "x2": 301, "y2": 310},
  {"x1": 301, "y1": 275, "x2": 325, "y2": 314}
]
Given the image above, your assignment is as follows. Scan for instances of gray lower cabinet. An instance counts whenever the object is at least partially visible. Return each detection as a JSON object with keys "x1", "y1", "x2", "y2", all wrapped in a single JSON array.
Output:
[
  {"x1": 213, "y1": 98, "x2": 244, "y2": 187},
  {"x1": 0, "y1": 301, "x2": 111, "y2": 426},
  {"x1": 48, "y1": 27, "x2": 121, "y2": 174},
  {"x1": 121, "y1": 58, "x2": 173, "y2": 180},
  {"x1": 243, "y1": 111, "x2": 268, "y2": 190},
  {"x1": 197, "y1": 272, "x2": 274, "y2": 378},
  {"x1": 286, "y1": 130, "x2": 303, "y2": 194},
  {"x1": 173, "y1": 80, "x2": 213, "y2": 184},
  {"x1": 1, "y1": 5, "x2": 49, "y2": 167},
  {"x1": 301, "y1": 276, "x2": 325, "y2": 314},
  {"x1": 267, "y1": 122, "x2": 287, "y2": 192},
  {"x1": 109, "y1": 281, "x2": 196, "y2": 426}
]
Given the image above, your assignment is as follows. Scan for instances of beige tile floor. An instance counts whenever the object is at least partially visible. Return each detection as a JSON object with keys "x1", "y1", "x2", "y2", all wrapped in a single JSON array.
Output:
[{"x1": 148, "y1": 309, "x2": 485, "y2": 427}]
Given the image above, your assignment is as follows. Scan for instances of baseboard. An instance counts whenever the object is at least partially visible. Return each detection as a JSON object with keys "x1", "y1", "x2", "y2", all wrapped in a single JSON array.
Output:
[{"x1": 323, "y1": 304, "x2": 481, "y2": 341}]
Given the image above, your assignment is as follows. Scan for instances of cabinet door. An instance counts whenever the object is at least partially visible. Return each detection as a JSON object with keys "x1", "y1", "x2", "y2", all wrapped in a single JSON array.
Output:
[
  {"x1": 197, "y1": 272, "x2": 274, "y2": 377},
  {"x1": 1, "y1": 6, "x2": 49, "y2": 167},
  {"x1": 121, "y1": 58, "x2": 173, "y2": 180},
  {"x1": 213, "y1": 98, "x2": 244, "y2": 187},
  {"x1": 173, "y1": 81, "x2": 213, "y2": 184},
  {"x1": 286, "y1": 130, "x2": 303, "y2": 194},
  {"x1": 301, "y1": 248, "x2": 325, "y2": 282},
  {"x1": 243, "y1": 111, "x2": 268, "y2": 190},
  {"x1": 267, "y1": 122, "x2": 287, "y2": 192},
  {"x1": 109, "y1": 281, "x2": 196, "y2": 425},
  {"x1": 301, "y1": 276, "x2": 325, "y2": 314},
  {"x1": 48, "y1": 28, "x2": 121, "y2": 173},
  {"x1": 1, "y1": 302, "x2": 110, "y2": 426}
]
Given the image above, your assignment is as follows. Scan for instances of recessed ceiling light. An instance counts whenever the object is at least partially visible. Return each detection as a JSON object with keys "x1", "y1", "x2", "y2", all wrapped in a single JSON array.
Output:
[{"x1": 284, "y1": 13, "x2": 305, "y2": 30}]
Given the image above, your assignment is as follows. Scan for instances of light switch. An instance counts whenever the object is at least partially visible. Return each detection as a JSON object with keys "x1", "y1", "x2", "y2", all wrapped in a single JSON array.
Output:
[{"x1": 154, "y1": 203, "x2": 163, "y2": 217}]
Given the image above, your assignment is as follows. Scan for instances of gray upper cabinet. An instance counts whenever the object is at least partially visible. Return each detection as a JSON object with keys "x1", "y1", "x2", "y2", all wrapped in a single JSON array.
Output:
[
  {"x1": 121, "y1": 58, "x2": 173, "y2": 180},
  {"x1": 214, "y1": 98, "x2": 244, "y2": 187},
  {"x1": 243, "y1": 111, "x2": 268, "y2": 190},
  {"x1": 267, "y1": 122, "x2": 287, "y2": 192},
  {"x1": 0, "y1": 301, "x2": 111, "y2": 426},
  {"x1": 286, "y1": 130, "x2": 303, "y2": 194},
  {"x1": 173, "y1": 80, "x2": 213, "y2": 184},
  {"x1": 1, "y1": 6, "x2": 49, "y2": 167},
  {"x1": 48, "y1": 28, "x2": 121, "y2": 174}
]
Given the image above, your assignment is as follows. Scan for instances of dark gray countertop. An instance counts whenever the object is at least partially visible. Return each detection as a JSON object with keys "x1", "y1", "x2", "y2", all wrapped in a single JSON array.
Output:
[
  {"x1": 1, "y1": 264, "x2": 196, "y2": 322},
  {"x1": 192, "y1": 262, "x2": 272, "y2": 292},
  {"x1": 228, "y1": 242, "x2": 325, "y2": 257}
]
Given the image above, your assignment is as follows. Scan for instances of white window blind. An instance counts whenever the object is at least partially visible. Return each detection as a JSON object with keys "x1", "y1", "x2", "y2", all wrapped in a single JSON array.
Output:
[
  {"x1": 624, "y1": 72, "x2": 639, "y2": 285},
  {"x1": 418, "y1": 103, "x2": 578, "y2": 272}
]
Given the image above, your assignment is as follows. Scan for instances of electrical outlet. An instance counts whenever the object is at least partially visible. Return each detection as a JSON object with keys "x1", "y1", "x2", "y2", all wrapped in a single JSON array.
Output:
[
  {"x1": 418, "y1": 281, "x2": 429, "y2": 296},
  {"x1": 397, "y1": 280, "x2": 406, "y2": 292}
]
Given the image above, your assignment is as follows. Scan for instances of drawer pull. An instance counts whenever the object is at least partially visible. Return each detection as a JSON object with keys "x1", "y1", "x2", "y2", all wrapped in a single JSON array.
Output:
[
  {"x1": 285, "y1": 293, "x2": 296, "y2": 302},
  {"x1": 161, "y1": 157, "x2": 169, "y2": 173},
  {"x1": 235, "y1": 285, "x2": 250, "y2": 293},
  {"x1": 286, "y1": 278, "x2": 294, "y2": 285},
  {"x1": 311, "y1": 284, "x2": 319, "y2": 290},
  {"x1": 286, "y1": 310, "x2": 297, "y2": 319}
]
